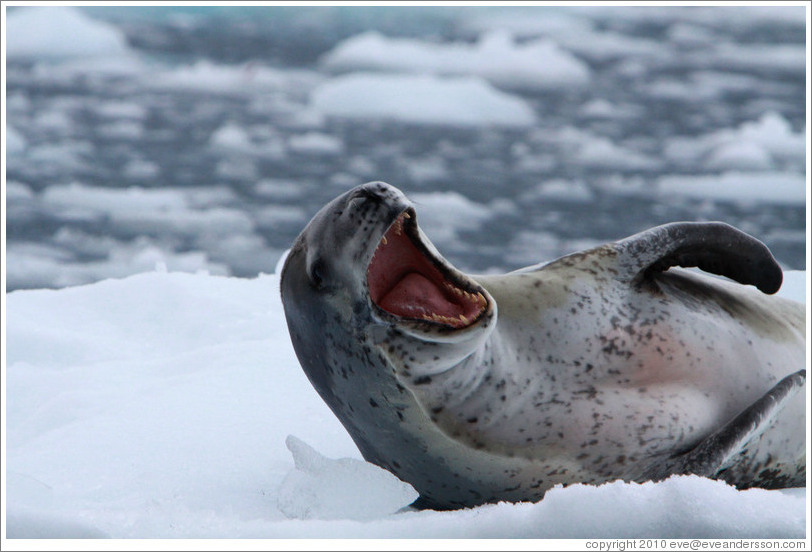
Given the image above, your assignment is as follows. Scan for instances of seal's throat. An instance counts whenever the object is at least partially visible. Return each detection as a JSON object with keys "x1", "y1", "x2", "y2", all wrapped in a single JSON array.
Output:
[{"x1": 367, "y1": 211, "x2": 487, "y2": 329}]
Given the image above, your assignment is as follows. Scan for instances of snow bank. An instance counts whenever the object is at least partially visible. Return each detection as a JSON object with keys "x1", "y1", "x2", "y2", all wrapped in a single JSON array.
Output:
[
  {"x1": 3, "y1": 183, "x2": 282, "y2": 288},
  {"x1": 522, "y1": 179, "x2": 595, "y2": 203},
  {"x1": 527, "y1": 125, "x2": 660, "y2": 173},
  {"x1": 6, "y1": 7, "x2": 131, "y2": 59},
  {"x1": 321, "y1": 30, "x2": 591, "y2": 92},
  {"x1": 664, "y1": 112, "x2": 806, "y2": 172},
  {"x1": 6, "y1": 126, "x2": 27, "y2": 156},
  {"x1": 556, "y1": 28, "x2": 667, "y2": 64},
  {"x1": 288, "y1": 132, "x2": 344, "y2": 156},
  {"x1": 146, "y1": 61, "x2": 318, "y2": 95},
  {"x1": 209, "y1": 121, "x2": 255, "y2": 152},
  {"x1": 409, "y1": 191, "x2": 495, "y2": 244},
  {"x1": 40, "y1": 183, "x2": 255, "y2": 238},
  {"x1": 657, "y1": 171, "x2": 806, "y2": 206},
  {"x1": 311, "y1": 73, "x2": 536, "y2": 127},
  {"x1": 701, "y1": 43, "x2": 805, "y2": 76},
  {"x1": 575, "y1": 136, "x2": 660, "y2": 172},
  {"x1": 5, "y1": 239, "x2": 229, "y2": 291},
  {"x1": 4, "y1": 270, "x2": 806, "y2": 539}
]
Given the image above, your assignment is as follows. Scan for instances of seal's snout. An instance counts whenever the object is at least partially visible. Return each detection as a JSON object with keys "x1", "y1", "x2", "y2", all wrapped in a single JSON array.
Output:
[
  {"x1": 367, "y1": 208, "x2": 489, "y2": 330},
  {"x1": 350, "y1": 181, "x2": 406, "y2": 207}
]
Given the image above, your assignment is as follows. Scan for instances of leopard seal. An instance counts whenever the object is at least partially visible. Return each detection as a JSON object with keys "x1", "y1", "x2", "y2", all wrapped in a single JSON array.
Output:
[{"x1": 280, "y1": 181, "x2": 806, "y2": 510}]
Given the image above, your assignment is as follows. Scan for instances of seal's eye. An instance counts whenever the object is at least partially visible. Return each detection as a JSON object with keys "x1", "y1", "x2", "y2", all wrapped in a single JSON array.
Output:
[{"x1": 308, "y1": 259, "x2": 327, "y2": 290}]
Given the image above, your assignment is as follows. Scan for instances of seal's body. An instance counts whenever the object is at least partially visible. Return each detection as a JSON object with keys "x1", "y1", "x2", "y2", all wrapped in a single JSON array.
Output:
[{"x1": 280, "y1": 182, "x2": 805, "y2": 509}]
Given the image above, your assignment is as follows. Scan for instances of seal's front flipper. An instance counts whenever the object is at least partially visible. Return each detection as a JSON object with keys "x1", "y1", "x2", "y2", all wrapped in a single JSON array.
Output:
[
  {"x1": 643, "y1": 369, "x2": 806, "y2": 482},
  {"x1": 615, "y1": 222, "x2": 783, "y2": 294}
]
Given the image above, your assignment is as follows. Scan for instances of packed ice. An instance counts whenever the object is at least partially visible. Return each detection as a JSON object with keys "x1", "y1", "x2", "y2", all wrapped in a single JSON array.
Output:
[
  {"x1": 321, "y1": 30, "x2": 591, "y2": 92},
  {"x1": 277, "y1": 436, "x2": 418, "y2": 521},
  {"x1": 311, "y1": 73, "x2": 537, "y2": 127},
  {"x1": 4, "y1": 270, "x2": 806, "y2": 539}
]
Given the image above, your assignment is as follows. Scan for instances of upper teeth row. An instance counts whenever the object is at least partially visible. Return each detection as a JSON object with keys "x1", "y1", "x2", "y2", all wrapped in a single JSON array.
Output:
[{"x1": 444, "y1": 282, "x2": 487, "y2": 307}]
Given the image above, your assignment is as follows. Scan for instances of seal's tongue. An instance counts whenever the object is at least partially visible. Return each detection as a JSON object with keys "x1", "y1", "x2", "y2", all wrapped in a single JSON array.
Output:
[
  {"x1": 378, "y1": 272, "x2": 458, "y2": 319},
  {"x1": 368, "y1": 212, "x2": 486, "y2": 328}
]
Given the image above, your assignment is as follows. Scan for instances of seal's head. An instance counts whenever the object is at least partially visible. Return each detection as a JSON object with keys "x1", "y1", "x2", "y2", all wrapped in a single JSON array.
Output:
[
  {"x1": 281, "y1": 180, "x2": 495, "y2": 368},
  {"x1": 280, "y1": 181, "x2": 495, "y2": 441}
]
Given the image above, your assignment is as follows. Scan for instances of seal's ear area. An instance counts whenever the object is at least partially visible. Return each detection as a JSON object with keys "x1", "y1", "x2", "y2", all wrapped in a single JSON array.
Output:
[
  {"x1": 615, "y1": 222, "x2": 783, "y2": 294},
  {"x1": 642, "y1": 369, "x2": 806, "y2": 482}
]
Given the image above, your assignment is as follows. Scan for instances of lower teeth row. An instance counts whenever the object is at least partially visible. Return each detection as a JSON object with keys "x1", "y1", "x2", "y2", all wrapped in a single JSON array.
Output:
[{"x1": 421, "y1": 312, "x2": 469, "y2": 326}]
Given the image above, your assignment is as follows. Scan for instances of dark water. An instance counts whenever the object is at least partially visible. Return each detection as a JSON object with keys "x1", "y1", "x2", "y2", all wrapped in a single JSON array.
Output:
[{"x1": 5, "y1": 6, "x2": 807, "y2": 290}]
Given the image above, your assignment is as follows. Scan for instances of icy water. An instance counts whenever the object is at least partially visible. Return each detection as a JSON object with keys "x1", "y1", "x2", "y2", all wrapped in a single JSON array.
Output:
[{"x1": 5, "y1": 6, "x2": 807, "y2": 291}]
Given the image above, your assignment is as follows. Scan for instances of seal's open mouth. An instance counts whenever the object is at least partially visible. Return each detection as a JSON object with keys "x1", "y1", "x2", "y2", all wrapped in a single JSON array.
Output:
[{"x1": 367, "y1": 210, "x2": 488, "y2": 329}]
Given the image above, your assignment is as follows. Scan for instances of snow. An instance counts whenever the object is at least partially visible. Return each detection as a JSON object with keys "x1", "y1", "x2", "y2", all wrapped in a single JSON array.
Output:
[
  {"x1": 556, "y1": 29, "x2": 667, "y2": 64},
  {"x1": 574, "y1": 137, "x2": 660, "y2": 172},
  {"x1": 5, "y1": 126, "x2": 27, "y2": 156},
  {"x1": 664, "y1": 112, "x2": 806, "y2": 172},
  {"x1": 146, "y1": 61, "x2": 297, "y2": 95},
  {"x1": 703, "y1": 141, "x2": 773, "y2": 172},
  {"x1": 321, "y1": 30, "x2": 591, "y2": 92},
  {"x1": 702, "y1": 43, "x2": 806, "y2": 76},
  {"x1": 209, "y1": 122, "x2": 254, "y2": 151},
  {"x1": 4, "y1": 181, "x2": 34, "y2": 202},
  {"x1": 5, "y1": 239, "x2": 229, "y2": 291},
  {"x1": 523, "y1": 179, "x2": 595, "y2": 203},
  {"x1": 4, "y1": 269, "x2": 807, "y2": 539},
  {"x1": 92, "y1": 101, "x2": 148, "y2": 121},
  {"x1": 578, "y1": 99, "x2": 642, "y2": 121},
  {"x1": 41, "y1": 183, "x2": 255, "y2": 238},
  {"x1": 5, "y1": 182, "x2": 289, "y2": 288},
  {"x1": 409, "y1": 191, "x2": 494, "y2": 244},
  {"x1": 310, "y1": 73, "x2": 537, "y2": 128},
  {"x1": 288, "y1": 132, "x2": 344, "y2": 156},
  {"x1": 657, "y1": 171, "x2": 806, "y2": 206},
  {"x1": 122, "y1": 159, "x2": 161, "y2": 181},
  {"x1": 6, "y1": 7, "x2": 131, "y2": 59}
]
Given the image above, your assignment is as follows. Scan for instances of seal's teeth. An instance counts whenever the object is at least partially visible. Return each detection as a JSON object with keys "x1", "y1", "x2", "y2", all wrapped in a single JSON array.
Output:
[
  {"x1": 402, "y1": 212, "x2": 411, "y2": 219},
  {"x1": 381, "y1": 236, "x2": 388, "y2": 245},
  {"x1": 420, "y1": 312, "x2": 463, "y2": 326},
  {"x1": 476, "y1": 292, "x2": 486, "y2": 306},
  {"x1": 443, "y1": 282, "x2": 463, "y2": 296}
]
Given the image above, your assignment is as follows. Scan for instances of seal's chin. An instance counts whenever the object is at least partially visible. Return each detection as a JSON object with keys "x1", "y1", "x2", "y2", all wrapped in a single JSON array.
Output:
[{"x1": 367, "y1": 209, "x2": 488, "y2": 330}]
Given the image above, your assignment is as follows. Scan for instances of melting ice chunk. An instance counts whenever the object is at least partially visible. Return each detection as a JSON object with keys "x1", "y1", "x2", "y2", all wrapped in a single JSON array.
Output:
[{"x1": 277, "y1": 435, "x2": 418, "y2": 521}]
